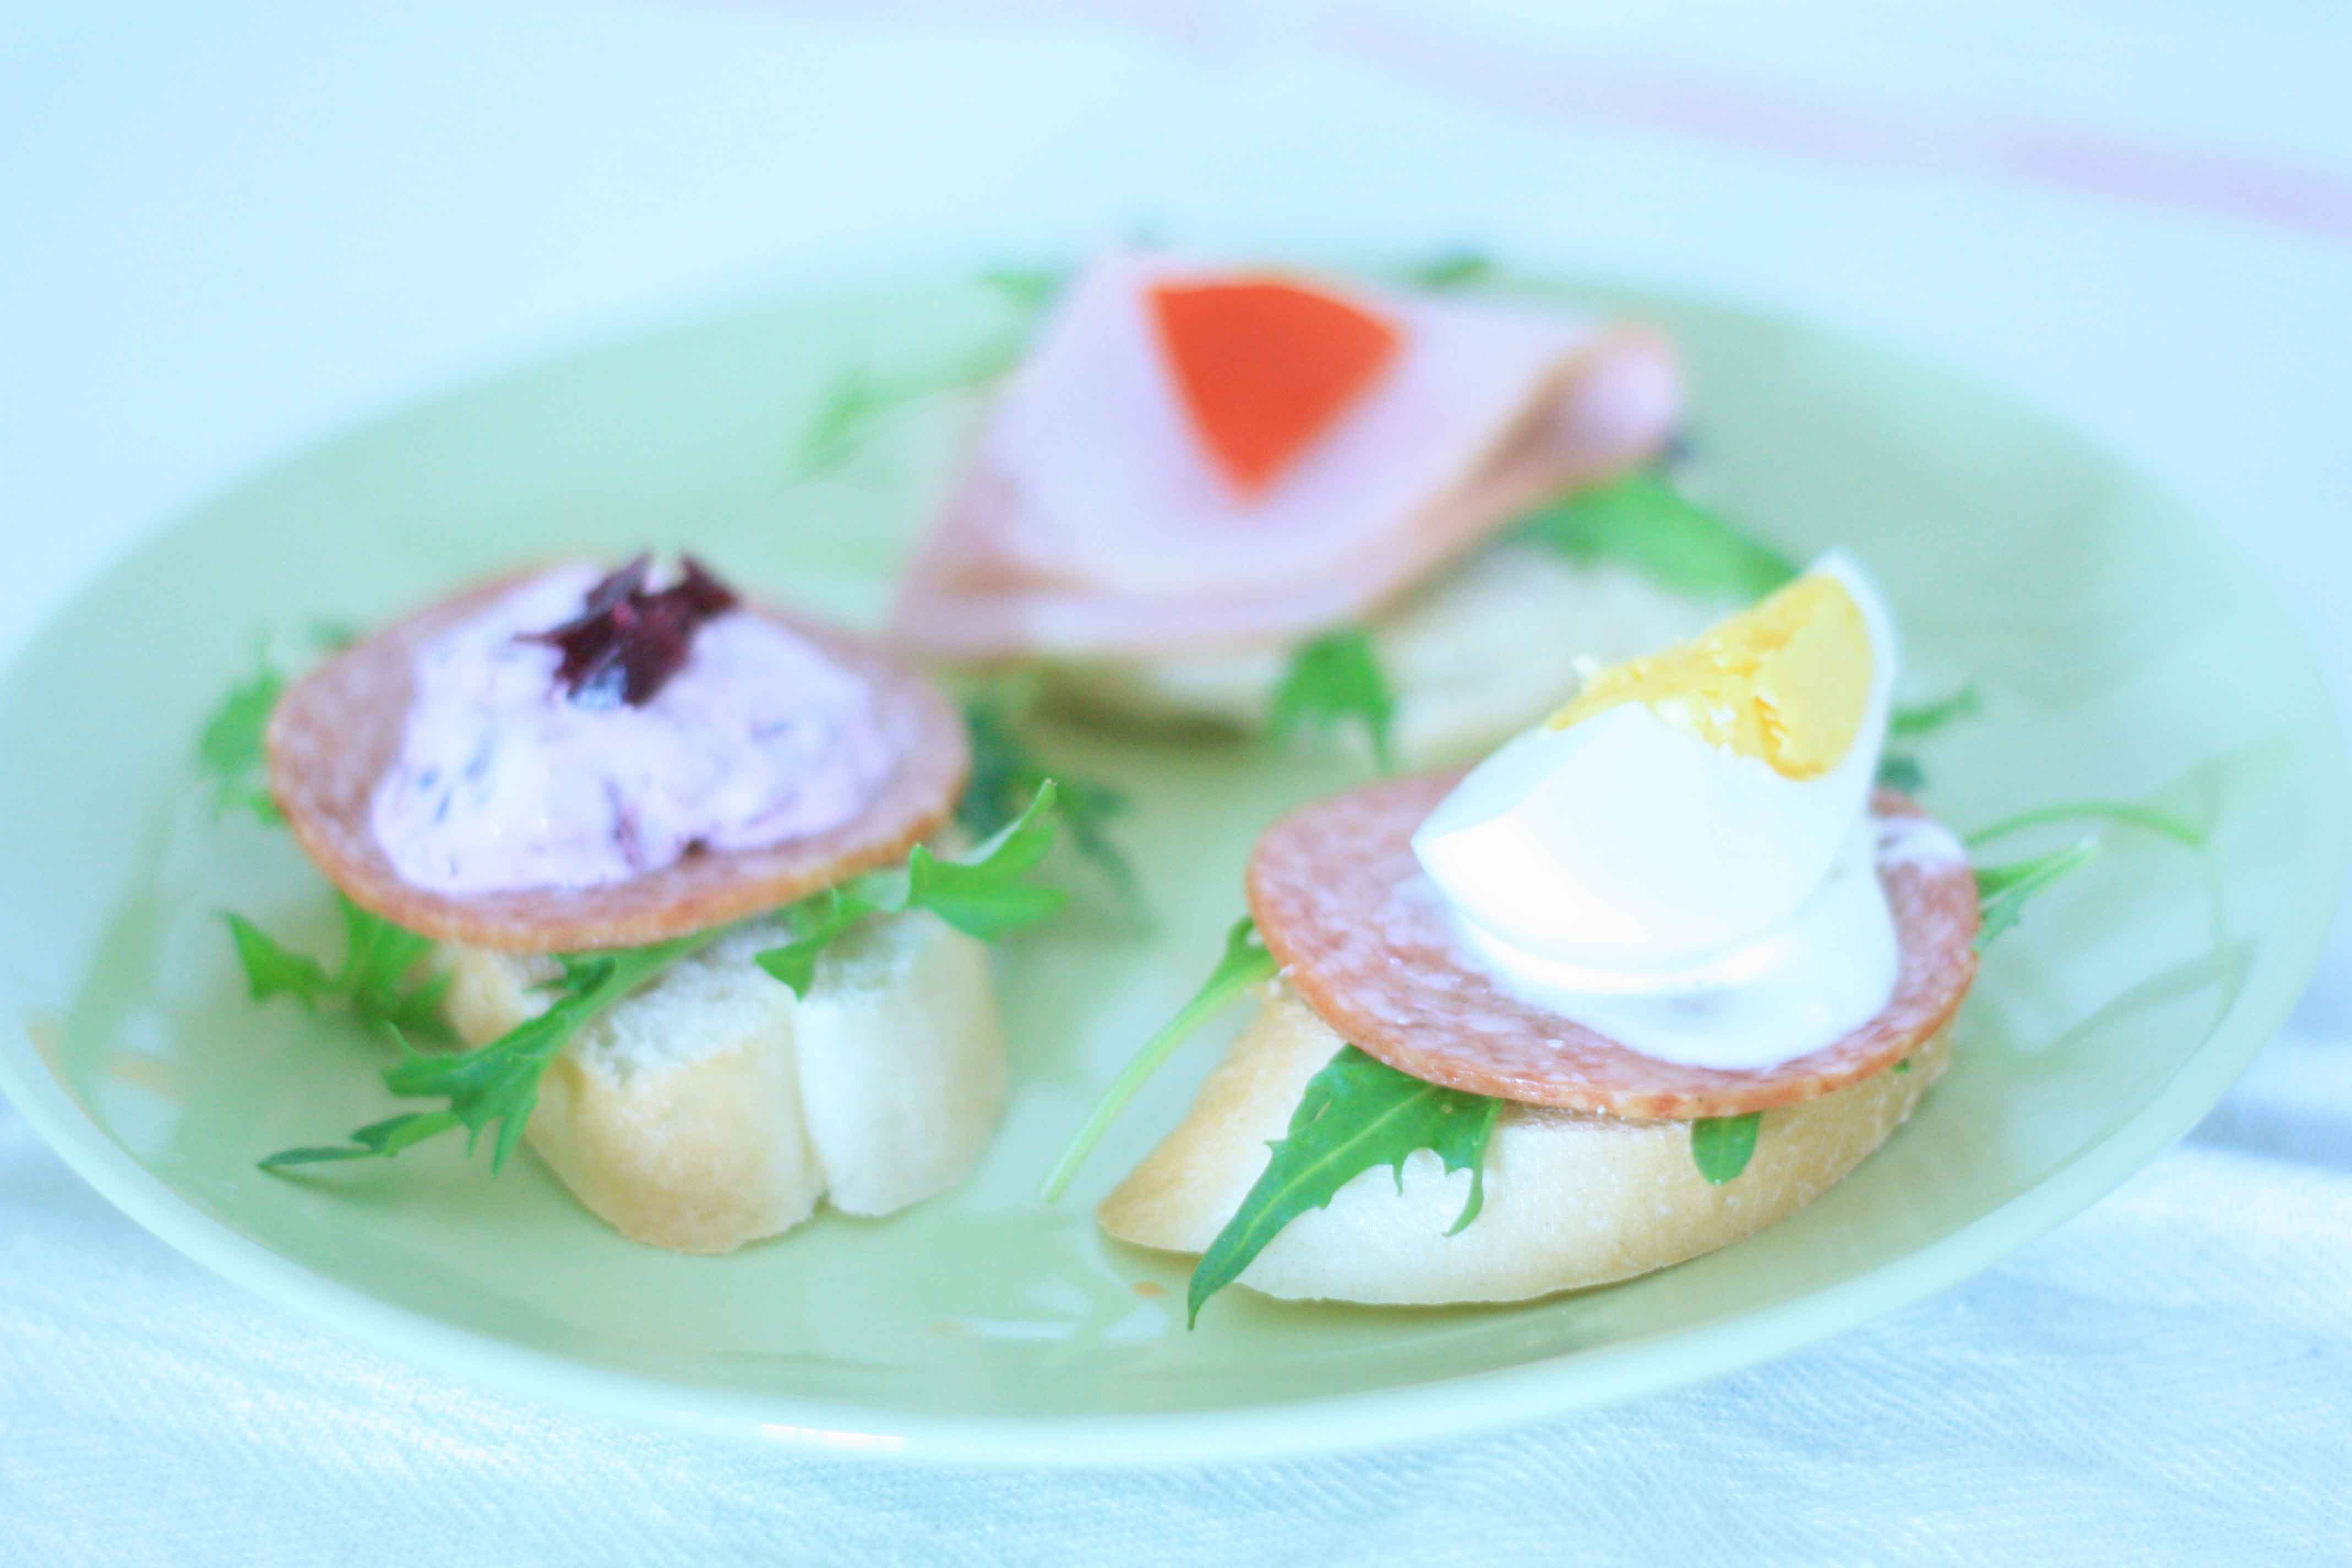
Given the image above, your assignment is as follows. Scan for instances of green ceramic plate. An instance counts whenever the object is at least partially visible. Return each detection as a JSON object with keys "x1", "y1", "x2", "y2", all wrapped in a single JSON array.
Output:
[{"x1": 0, "y1": 266, "x2": 2340, "y2": 1464}]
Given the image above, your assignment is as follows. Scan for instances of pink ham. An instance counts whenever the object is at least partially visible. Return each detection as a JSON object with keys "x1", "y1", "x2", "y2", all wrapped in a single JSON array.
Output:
[{"x1": 888, "y1": 251, "x2": 1683, "y2": 662}]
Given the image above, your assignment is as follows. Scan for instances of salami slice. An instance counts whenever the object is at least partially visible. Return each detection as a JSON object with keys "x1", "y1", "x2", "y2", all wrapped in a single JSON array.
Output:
[
  {"x1": 269, "y1": 571, "x2": 968, "y2": 954},
  {"x1": 1246, "y1": 772, "x2": 1979, "y2": 1120}
]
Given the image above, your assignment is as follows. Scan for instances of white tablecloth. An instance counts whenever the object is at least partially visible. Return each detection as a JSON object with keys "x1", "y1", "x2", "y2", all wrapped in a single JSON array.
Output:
[{"x1": 4, "y1": 4, "x2": 2347, "y2": 1560}]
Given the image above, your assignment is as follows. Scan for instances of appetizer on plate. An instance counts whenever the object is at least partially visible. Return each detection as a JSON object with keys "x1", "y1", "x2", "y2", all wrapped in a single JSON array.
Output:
[
  {"x1": 889, "y1": 249, "x2": 1779, "y2": 767},
  {"x1": 1046, "y1": 554, "x2": 2179, "y2": 1320},
  {"x1": 221, "y1": 556, "x2": 1071, "y2": 1254}
]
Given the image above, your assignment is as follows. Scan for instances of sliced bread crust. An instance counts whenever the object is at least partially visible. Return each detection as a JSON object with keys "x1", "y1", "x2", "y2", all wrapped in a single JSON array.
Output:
[
  {"x1": 443, "y1": 910, "x2": 1004, "y2": 1254},
  {"x1": 1097, "y1": 984, "x2": 1948, "y2": 1306},
  {"x1": 1036, "y1": 543, "x2": 1726, "y2": 768}
]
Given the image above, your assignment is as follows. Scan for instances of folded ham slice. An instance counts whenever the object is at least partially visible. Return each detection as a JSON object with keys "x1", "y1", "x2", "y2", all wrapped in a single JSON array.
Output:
[{"x1": 888, "y1": 251, "x2": 1684, "y2": 662}]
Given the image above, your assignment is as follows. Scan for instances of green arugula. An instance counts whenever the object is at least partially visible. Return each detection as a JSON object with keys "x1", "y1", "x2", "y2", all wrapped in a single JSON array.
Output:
[
  {"x1": 197, "y1": 658, "x2": 285, "y2": 823},
  {"x1": 1875, "y1": 754, "x2": 1928, "y2": 794},
  {"x1": 1690, "y1": 1112, "x2": 1763, "y2": 1185},
  {"x1": 1033, "y1": 918, "x2": 1499, "y2": 1325},
  {"x1": 209, "y1": 604, "x2": 1075, "y2": 1178},
  {"x1": 1966, "y1": 797, "x2": 2203, "y2": 951},
  {"x1": 1964, "y1": 799, "x2": 2202, "y2": 852},
  {"x1": 1877, "y1": 682, "x2": 1982, "y2": 794},
  {"x1": 753, "y1": 783, "x2": 1066, "y2": 996},
  {"x1": 959, "y1": 698, "x2": 1142, "y2": 919},
  {"x1": 796, "y1": 339, "x2": 1027, "y2": 477},
  {"x1": 1050, "y1": 774, "x2": 2201, "y2": 1293},
  {"x1": 225, "y1": 913, "x2": 330, "y2": 1000},
  {"x1": 195, "y1": 623, "x2": 367, "y2": 822},
  {"x1": 1890, "y1": 682, "x2": 1980, "y2": 739},
  {"x1": 977, "y1": 265, "x2": 1068, "y2": 311},
  {"x1": 1189, "y1": 1044, "x2": 1500, "y2": 1326},
  {"x1": 307, "y1": 618, "x2": 362, "y2": 653},
  {"x1": 224, "y1": 894, "x2": 451, "y2": 1041},
  {"x1": 1039, "y1": 916, "x2": 1278, "y2": 1202},
  {"x1": 796, "y1": 367, "x2": 895, "y2": 473},
  {"x1": 257, "y1": 795, "x2": 1068, "y2": 1175},
  {"x1": 262, "y1": 928, "x2": 723, "y2": 1172},
  {"x1": 1270, "y1": 627, "x2": 1397, "y2": 775},
  {"x1": 1973, "y1": 837, "x2": 2101, "y2": 951},
  {"x1": 1402, "y1": 250, "x2": 1495, "y2": 290},
  {"x1": 1516, "y1": 472, "x2": 1799, "y2": 603},
  {"x1": 1692, "y1": 793, "x2": 2202, "y2": 1178}
]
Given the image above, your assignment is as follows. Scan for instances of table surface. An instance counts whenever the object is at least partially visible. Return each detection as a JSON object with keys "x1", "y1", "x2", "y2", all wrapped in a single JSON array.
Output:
[{"x1": 3, "y1": 2, "x2": 2348, "y2": 1561}]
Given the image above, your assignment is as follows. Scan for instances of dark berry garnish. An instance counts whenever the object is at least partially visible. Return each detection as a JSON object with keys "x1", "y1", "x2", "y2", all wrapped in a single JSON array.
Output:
[{"x1": 522, "y1": 555, "x2": 740, "y2": 707}]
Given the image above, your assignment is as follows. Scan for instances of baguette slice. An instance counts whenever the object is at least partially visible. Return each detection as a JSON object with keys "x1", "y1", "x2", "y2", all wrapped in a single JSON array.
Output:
[
  {"x1": 442, "y1": 910, "x2": 1004, "y2": 1254},
  {"x1": 1098, "y1": 984, "x2": 1947, "y2": 1305},
  {"x1": 1037, "y1": 542, "x2": 1727, "y2": 768}
]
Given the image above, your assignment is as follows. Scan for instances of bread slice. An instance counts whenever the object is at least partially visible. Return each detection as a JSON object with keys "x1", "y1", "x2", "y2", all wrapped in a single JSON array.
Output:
[
  {"x1": 1037, "y1": 542, "x2": 1728, "y2": 768},
  {"x1": 441, "y1": 910, "x2": 1005, "y2": 1254},
  {"x1": 1097, "y1": 983, "x2": 1947, "y2": 1305}
]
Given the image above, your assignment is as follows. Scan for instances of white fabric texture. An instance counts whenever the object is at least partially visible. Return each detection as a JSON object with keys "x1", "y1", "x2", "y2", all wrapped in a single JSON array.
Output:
[
  {"x1": 3, "y1": 3, "x2": 2349, "y2": 1562},
  {"x1": 4, "y1": 1035, "x2": 2346, "y2": 1562}
]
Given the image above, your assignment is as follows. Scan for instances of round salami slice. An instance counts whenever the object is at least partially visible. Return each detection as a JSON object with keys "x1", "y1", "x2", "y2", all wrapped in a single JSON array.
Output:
[
  {"x1": 1246, "y1": 772, "x2": 1980, "y2": 1120},
  {"x1": 269, "y1": 570, "x2": 968, "y2": 953}
]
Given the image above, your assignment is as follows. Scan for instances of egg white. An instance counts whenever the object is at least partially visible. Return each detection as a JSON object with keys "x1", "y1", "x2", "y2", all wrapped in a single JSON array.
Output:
[{"x1": 1408, "y1": 551, "x2": 1915, "y2": 1069}]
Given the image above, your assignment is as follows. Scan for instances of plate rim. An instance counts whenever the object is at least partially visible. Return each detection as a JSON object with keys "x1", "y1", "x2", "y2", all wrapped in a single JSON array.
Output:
[{"x1": 1, "y1": 267, "x2": 2344, "y2": 1465}]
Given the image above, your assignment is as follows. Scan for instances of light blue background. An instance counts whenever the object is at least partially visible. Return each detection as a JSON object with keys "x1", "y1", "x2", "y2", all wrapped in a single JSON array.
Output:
[{"x1": 3, "y1": 3, "x2": 2346, "y2": 1560}]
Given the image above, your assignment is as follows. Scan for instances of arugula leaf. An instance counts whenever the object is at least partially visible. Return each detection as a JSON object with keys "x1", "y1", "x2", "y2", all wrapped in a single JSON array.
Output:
[
  {"x1": 260, "y1": 1111, "x2": 467, "y2": 1168},
  {"x1": 1039, "y1": 916, "x2": 1277, "y2": 1201},
  {"x1": 197, "y1": 659, "x2": 285, "y2": 823},
  {"x1": 1403, "y1": 250, "x2": 1495, "y2": 290},
  {"x1": 959, "y1": 698, "x2": 1142, "y2": 918},
  {"x1": 978, "y1": 265, "x2": 1068, "y2": 311},
  {"x1": 1270, "y1": 627, "x2": 1397, "y2": 774},
  {"x1": 1965, "y1": 796, "x2": 2204, "y2": 950},
  {"x1": 1891, "y1": 682, "x2": 1980, "y2": 739},
  {"x1": 335, "y1": 898, "x2": 452, "y2": 1037},
  {"x1": 754, "y1": 783, "x2": 1066, "y2": 996},
  {"x1": 307, "y1": 618, "x2": 362, "y2": 653},
  {"x1": 754, "y1": 888, "x2": 865, "y2": 998},
  {"x1": 908, "y1": 838, "x2": 1066, "y2": 937},
  {"x1": 1690, "y1": 1113, "x2": 1762, "y2": 1185},
  {"x1": 1875, "y1": 754, "x2": 1927, "y2": 794},
  {"x1": 196, "y1": 622, "x2": 369, "y2": 823},
  {"x1": 1964, "y1": 799, "x2": 2202, "y2": 851},
  {"x1": 1876, "y1": 684, "x2": 1984, "y2": 794},
  {"x1": 1517, "y1": 472, "x2": 1798, "y2": 603},
  {"x1": 1686, "y1": 788, "x2": 2199, "y2": 1180},
  {"x1": 796, "y1": 337, "x2": 1027, "y2": 477},
  {"x1": 264, "y1": 790, "x2": 1070, "y2": 1175},
  {"x1": 796, "y1": 368, "x2": 894, "y2": 474},
  {"x1": 1973, "y1": 837, "x2": 2100, "y2": 950},
  {"x1": 263, "y1": 929, "x2": 722, "y2": 1173},
  {"x1": 223, "y1": 894, "x2": 451, "y2": 1041},
  {"x1": 1189, "y1": 1046, "x2": 1500, "y2": 1325},
  {"x1": 224, "y1": 913, "x2": 333, "y2": 1006}
]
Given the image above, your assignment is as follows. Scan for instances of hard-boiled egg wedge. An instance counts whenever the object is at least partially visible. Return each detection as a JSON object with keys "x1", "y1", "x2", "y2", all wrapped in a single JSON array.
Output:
[
  {"x1": 1409, "y1": 552, "x2": 1906, "y2": 1070},
  {"x1": 1548, "y1": 568, "x2": 1874, "y2": 780}
]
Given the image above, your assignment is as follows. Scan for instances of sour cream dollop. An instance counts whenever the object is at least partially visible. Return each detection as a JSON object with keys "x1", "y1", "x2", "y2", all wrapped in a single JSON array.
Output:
[
  {"x1": 1409, "y1": 552, "x2": 1914, "y2": 1071},
  {"x1": 369, "y1": 565, "x2": 896, "y2": 895}
]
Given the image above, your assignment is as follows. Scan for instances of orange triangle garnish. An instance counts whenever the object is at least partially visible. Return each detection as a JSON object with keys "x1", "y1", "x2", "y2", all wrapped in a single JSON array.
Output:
[{"x1": 1148, "y1": 277, "x2": 1402, "y2": 498}]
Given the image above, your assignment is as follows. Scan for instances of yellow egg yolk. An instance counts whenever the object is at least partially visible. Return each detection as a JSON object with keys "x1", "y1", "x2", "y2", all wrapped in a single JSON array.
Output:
[{"x1": 1548, "y1": 573, "x2": 1873, "y2": 780}]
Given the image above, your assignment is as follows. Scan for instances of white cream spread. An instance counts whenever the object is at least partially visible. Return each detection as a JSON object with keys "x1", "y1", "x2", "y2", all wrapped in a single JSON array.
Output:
[
  {"x1": 1410, "y1": 552, "x2": 1918, "y2": 1071},
  {"x1": 369, "y1": 565, "x2": 895, "y2": 895}
]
